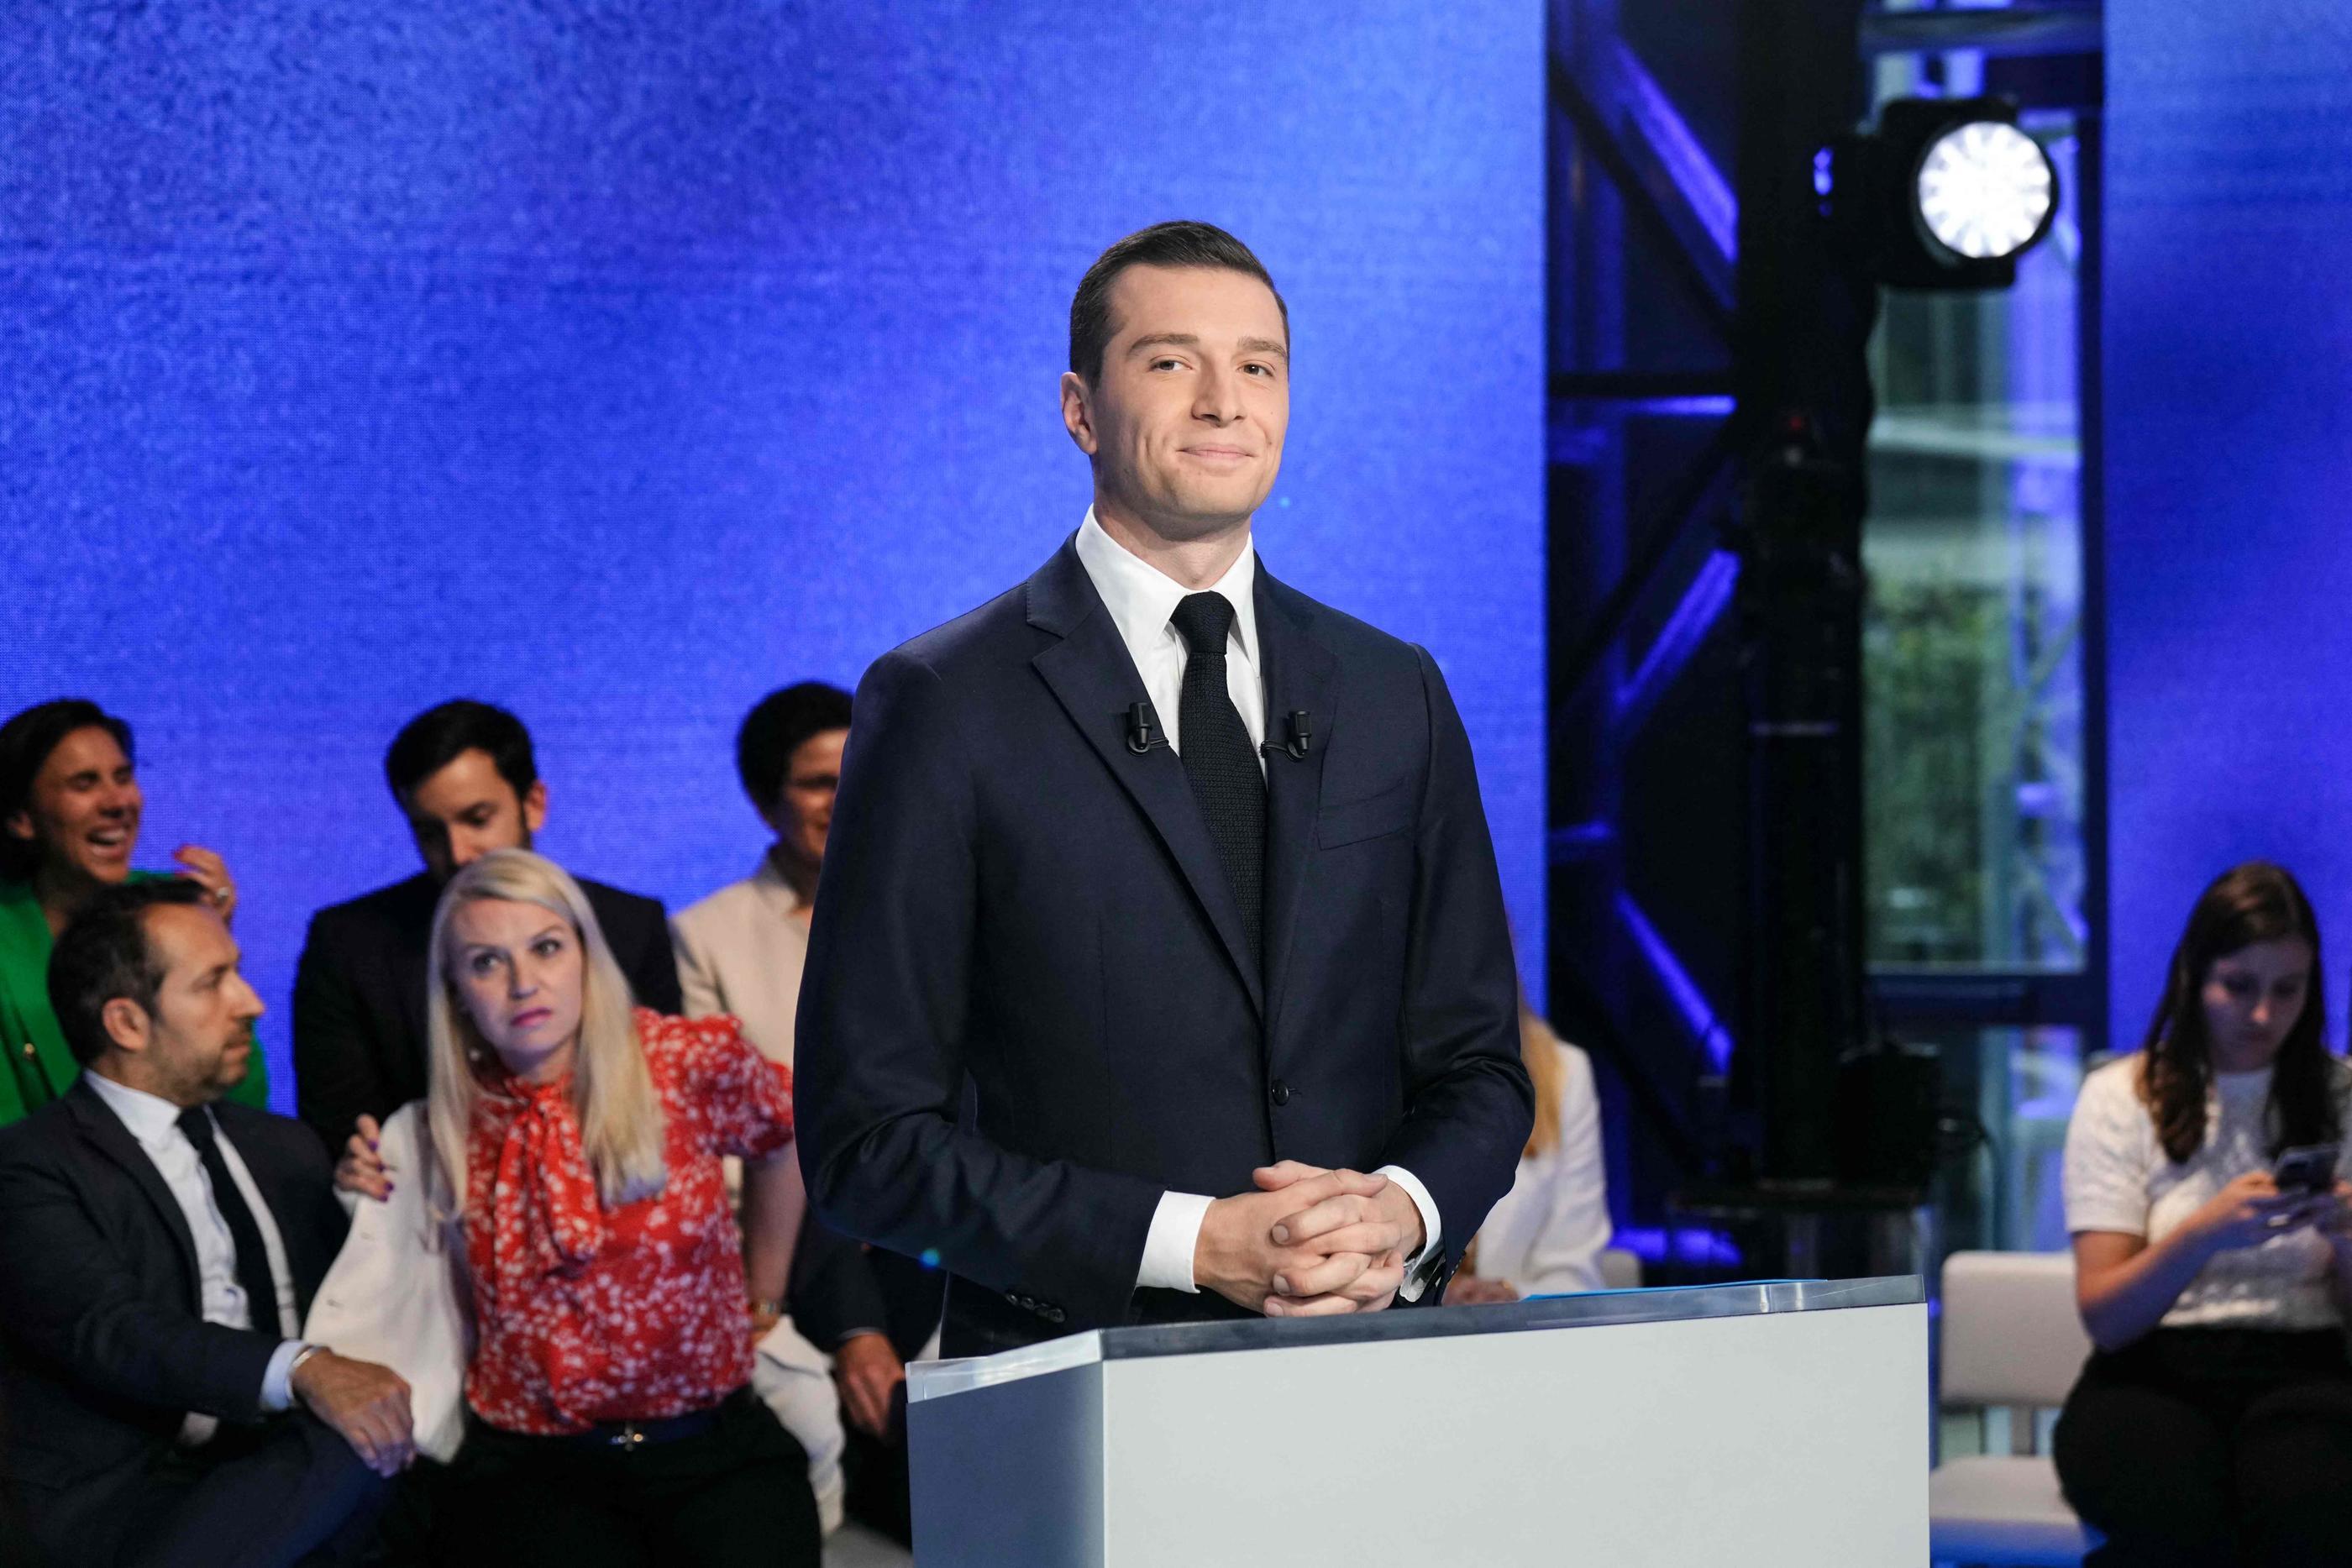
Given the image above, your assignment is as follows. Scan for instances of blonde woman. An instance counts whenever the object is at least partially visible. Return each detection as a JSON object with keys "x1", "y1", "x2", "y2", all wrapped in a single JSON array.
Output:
[
  {"x1": 333, "y1": 849, "x2": 817, "y2": 1567},
  {"x1": 1446, "y1": 1004, "x2": 1612, "y2": 1303}
]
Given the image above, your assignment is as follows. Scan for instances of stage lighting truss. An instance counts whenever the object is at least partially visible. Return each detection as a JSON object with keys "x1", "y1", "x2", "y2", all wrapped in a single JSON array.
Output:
[
  {"x1": 1914, "y1": 119, "x2": 2056, "y2": 263},
  {"x1": 1836, "y1": 95, "x2": 2061, "y2": 291}
]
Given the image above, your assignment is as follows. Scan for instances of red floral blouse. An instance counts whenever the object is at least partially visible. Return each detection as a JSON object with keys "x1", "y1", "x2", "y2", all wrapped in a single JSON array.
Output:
[{"x1": 461, "y1": 1009, "x2": 794, "y2": 1434}]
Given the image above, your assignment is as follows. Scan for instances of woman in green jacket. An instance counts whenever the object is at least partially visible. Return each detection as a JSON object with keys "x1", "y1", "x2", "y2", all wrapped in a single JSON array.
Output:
[{"x1": 0, "y1": 698, "x2": 270, "y2": 1125}]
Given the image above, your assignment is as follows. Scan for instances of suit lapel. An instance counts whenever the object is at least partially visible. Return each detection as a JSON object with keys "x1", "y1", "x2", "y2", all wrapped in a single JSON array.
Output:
[
  {"x1": 1254, "y1": 566, "x2": 1339, "y2": 1034},
  {"x1": 1026, "y1": 539, "x2": 1265, "y2": 1015},
  {"x1": 66, "y1": 1079, "x2": 202, "y2": 1310}
]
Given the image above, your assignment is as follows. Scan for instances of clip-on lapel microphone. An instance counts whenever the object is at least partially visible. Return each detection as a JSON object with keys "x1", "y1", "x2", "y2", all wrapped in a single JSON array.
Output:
[
  {"x1": 1129, "y1": 703, "x2": 1312, "y2": 759},
  {"x1": 1261, "y1": 710, "x2": 1313, "y2": 761}
]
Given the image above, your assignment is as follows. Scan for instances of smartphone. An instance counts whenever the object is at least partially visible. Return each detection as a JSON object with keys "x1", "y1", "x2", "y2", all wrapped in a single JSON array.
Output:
[{"x1": 2272, "y1": 1143, "x2": 2340, "y2": 1196}]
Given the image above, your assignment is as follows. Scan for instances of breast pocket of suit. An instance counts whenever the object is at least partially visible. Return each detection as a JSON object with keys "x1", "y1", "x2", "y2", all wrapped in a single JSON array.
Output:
[{"x1": 1315, "y1": 780, "x2": 1416, "y2": 850}]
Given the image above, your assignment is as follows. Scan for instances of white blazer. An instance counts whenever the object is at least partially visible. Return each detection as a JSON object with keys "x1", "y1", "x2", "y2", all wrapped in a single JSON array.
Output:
[
  {"x1": 302, "y1": 1103, "x2": 471, "y2": 1461},
  {"x1": 1469, "y1": 1037, "x2": 1612, "y2": 1297},
  {"x1": 673, "y1": 857, "x2": 808, "y2": 1067}
]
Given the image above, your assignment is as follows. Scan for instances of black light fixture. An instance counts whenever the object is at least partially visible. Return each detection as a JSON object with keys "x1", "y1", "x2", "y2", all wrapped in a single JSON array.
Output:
[{"x1": 1831, "y1": 95, "x2": 2060, "y2": 290}]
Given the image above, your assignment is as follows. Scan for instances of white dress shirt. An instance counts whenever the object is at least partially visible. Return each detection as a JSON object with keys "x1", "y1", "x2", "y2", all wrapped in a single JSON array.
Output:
[
  {"x1": 83, "y1": 1072, "x2": 304, "y2": 1443},
  {"x1": 1073, "y1": 510, "x2": 1444, "y2": 1298}
]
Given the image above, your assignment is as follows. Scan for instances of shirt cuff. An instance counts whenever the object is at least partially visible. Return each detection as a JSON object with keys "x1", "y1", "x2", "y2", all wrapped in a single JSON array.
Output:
[
  {"x1": 262, "y1": 1340, "x2": 307, "y2": 1413},
  {"x1": 1374, "y1": 1165, "x2": 1443, "y2": 1303},
  {"x1": 1139, "y1": 1190, "x2": 1215, "y2": 1293}
]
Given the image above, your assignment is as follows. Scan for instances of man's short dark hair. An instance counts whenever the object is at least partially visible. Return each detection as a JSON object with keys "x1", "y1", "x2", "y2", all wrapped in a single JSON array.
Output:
[
  {"x1": 49, "y1": 878, "x2": 207, "y2": 1067},
  {"x1": 0, "y1": 699, "x2": 135, "y2": 884},
  {"x1": 385, "y1": 700, "x2": 538, "y2": 805},
  {"x1": 737, "y1": 683, "x2": 853, "y2": 810},
  {"x1": 1068, "y1": 221, "x2": 1289, "y2": 386}
]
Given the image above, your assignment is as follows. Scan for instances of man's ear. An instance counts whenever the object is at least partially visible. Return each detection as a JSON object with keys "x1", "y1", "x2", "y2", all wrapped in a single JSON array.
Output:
[
  {"x1": 1059, "y1": 371, "x2": 1100, "y2": 456},
  {"x1": 521, "y1": 780, "x2": 549, "y2": 836},
  {"x1": 3, "y1": 810, "x2": 34, "y2": 845},
  {"x1": 99, "y1": 997, "x2": 153, "y2": 1056}
]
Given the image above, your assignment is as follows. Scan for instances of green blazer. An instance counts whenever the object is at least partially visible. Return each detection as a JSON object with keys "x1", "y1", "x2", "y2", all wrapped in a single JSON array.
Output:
[{"x1": 0, "y1": 874, "x2": 271, "y2": 1126}]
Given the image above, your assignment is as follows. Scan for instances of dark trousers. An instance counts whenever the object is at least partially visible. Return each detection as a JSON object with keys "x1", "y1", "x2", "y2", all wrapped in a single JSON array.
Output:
[
  {"x1": 839, "y1": 1397, "x2": 911, "y2": 1546},
  {"x1": 21, "y1": 1412, "x2": 388, "y2": 1568},
  {"x1": 441, "y1": 1390, "x2": 820, "y2": 1568},
  {"x1": 2054, "y1": 1327, "x2": 2352, "y2": 1568}
]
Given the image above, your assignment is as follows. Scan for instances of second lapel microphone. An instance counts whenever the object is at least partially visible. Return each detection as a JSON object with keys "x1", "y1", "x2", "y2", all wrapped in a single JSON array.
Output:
[{"x1": 1262, "y1": 711, "x2": 1313, "y2": 761}]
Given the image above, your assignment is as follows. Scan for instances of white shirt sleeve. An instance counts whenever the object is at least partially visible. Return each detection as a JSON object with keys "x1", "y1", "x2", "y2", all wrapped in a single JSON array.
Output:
[
  {"x1": 1375, "y1": 1165, "x2": 1443, "y2": 1302},
  {"x1": 1138, "y1": 1190, "x2": 1216, "y2": 1292},
  {"x1": 261, "y1": 1340, "x2": 307, "y2": 1412},
  {"x1": 2064, "y1": 1062, "x2": 2152, "y2": 1237}
]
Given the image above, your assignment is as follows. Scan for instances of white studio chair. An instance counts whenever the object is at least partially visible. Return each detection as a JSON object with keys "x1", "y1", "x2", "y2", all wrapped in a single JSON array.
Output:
[
  {"x1": 1930, "y1": 1251, "x2": 2102, "y2": 1565},
  {"x1": 1596, "y1": 1246, "x2": 1643, "y2": 1290}
]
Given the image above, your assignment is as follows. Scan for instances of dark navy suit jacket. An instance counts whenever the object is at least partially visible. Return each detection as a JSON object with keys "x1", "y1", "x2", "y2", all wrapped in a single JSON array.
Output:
[
  {"x1": 796, "y1": 535, "x2": 1533, "y2": 1353},
  {"x1": 0, "y1": 1080, "x2": 347, "y2": 1529}
]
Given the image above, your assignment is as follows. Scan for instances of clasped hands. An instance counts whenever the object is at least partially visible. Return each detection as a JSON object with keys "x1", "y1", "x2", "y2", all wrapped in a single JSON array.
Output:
[{"x1": 1194, "y1": 1161, "x2": 1425, "y2": 1319}]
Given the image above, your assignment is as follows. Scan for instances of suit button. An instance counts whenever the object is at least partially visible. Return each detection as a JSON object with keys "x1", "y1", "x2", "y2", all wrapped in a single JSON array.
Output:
[
  {"x1": 1270, "y1": 1080, "x2": 1293, "y2": 1106},
  {"x1": 1046, "y1": 1308, "x2": 1065, "y2": 1324}
]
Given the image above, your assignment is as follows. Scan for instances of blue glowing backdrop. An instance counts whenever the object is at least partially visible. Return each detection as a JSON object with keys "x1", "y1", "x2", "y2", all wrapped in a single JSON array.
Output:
[
  {"x1": 2105, "y1": 0, "x2": 2352, "y2": 1040},
  {"x1": 0, "y1": 6, "x2": 1544, "y2": 1109}
]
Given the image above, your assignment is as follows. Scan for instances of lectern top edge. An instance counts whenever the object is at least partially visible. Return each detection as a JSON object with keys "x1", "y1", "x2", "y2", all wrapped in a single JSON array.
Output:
[{"x1": 909, "y1": 1274, "x2": 1924, "y2": 1403}]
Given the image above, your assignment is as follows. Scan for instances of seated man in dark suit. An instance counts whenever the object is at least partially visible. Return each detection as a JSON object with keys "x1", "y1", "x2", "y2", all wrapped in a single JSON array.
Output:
[
  {"x1": 0, "y1": 879, "x2": 413, "y2": 1568},
  {"x1": 291, "y1": 699, "x2": 682, "y2": 1152}
]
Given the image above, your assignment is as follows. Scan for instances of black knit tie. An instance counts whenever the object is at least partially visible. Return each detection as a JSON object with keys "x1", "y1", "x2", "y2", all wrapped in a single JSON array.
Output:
[
  {"x1": 1169, "y1": 592, "x2": 1265, "y2": 957},
  {"x1": 177, "y1": 1107, "x2": 285, "y2": 1339}
]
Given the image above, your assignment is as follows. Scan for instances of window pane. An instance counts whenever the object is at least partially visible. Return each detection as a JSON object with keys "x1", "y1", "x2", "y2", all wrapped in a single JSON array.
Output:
[
  {"x1": 1928, "y1": 1025, "x2": 2084, "y2": 1258},
  {"x1": 1863, "y1": 110, "x2": 2087, "y2": 973}
]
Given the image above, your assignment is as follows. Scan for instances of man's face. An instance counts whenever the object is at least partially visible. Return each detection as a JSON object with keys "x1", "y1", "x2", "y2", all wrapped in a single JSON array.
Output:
[
  {"x1": 5, "y1": 726, "x2": 142, "y2": 889},
  {"x1": 120, "y1": 902, "x2": 265, "y2": 1106},
  {"x1": 403, "y1": 748, "x2": 546, "y2": 882},
  {"x1": 1061, "y1": 265, "x2": 1290, "y2": 541},
  {"x1": 763, "y1": 727, "x2": 848, "y2": 873}
]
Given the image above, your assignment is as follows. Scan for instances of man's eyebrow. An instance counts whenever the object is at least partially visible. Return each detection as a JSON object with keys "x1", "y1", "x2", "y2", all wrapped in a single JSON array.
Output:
[{"x1": 1125, "y1": 331, "x2": 1291, "y2": 363}]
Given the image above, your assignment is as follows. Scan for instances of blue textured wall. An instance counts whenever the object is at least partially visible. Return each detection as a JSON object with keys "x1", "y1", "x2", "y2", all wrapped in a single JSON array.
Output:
[
  {"x1": 0, "y1": 5, "x2": 1545, "y2": 1108},
  {"x1": 2106, "y1": 1, "x2": 2352, "y2": 1038}
]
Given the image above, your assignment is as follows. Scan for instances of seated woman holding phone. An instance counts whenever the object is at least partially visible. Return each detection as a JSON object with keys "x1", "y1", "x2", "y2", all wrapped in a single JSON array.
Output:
[{"x1": 2056, "y1": 861, "x2": 2352, "y2": 1567}]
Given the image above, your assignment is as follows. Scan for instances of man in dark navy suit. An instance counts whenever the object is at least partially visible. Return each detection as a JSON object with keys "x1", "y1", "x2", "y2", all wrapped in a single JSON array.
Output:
[
  {"x1": 291, "y1": 699, "x2": 681, "y2": 1154},
  {"x1": 797, "y1": 222, "x2": 1534, "y2": 1356},
  {"x1": 0, "y1": 879, "x2": 410, "y2": 1566}
]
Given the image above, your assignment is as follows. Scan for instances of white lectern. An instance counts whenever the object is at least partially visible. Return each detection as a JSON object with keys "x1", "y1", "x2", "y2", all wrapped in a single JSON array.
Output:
[{"x1": 907, "y1": 1276, "x2": 1924, "y2": 1566}]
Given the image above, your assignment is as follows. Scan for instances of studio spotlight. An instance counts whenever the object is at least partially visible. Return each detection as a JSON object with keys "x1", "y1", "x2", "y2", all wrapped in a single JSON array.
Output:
[
  {"x1": 1832, "y1": 96, "x2": 2060, "y2": 291},
  {"x1": 1914, "y1": 118, "x2": 2055, "y2": 262}
]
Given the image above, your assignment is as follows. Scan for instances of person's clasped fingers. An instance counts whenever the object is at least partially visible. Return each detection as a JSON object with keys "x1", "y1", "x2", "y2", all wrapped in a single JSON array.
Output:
[
  {"x1": 1269, "y1": 1191, "x2": 1369, "y2": 1245},
  {"x1": 1274, "y1": 1204, "x2": 1404, "y2": 1258},
  {"x1": 1252, "y1": 1161, "x2": 1332, "y2": 1191},
  {"x1": 1343, "y1": 1253, "x2": 1406, "y2": 1298},
  {"x1": 1270, "y1": 1189, "x2": 1392, "y2": 1251},
  {"x1": 1263, "y1": 1289, "x2": 1369, "y2": 1318},
  {"x1": 1272, "y1": 1249, "x2": 1378, "y2": 1298}
]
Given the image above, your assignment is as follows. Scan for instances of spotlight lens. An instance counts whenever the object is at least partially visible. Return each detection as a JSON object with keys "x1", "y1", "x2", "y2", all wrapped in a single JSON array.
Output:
[{"x1": 1914, "y1": 120, "x2": 2055, "y2": 262}]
